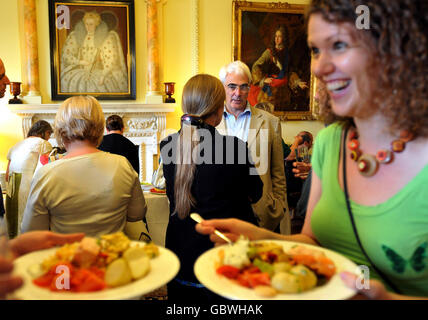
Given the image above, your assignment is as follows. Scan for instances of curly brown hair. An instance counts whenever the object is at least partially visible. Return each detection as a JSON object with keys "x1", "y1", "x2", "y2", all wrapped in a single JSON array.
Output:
[{"x1": 306, "y1": 0, "x2": 428, "y2": 136}]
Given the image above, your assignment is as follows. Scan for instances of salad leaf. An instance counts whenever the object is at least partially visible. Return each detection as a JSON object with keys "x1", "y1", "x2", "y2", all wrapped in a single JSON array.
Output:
[
  {"x1": 247, "y1": 247, "x2": 258, "y2": 260},
  {"x1": 253, "y1": 258, "x2": 274, "y2": 277}
]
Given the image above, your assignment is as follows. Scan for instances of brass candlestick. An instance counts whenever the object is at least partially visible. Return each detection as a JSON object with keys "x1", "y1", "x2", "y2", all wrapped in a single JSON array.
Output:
[{"x1": 9, "y1": 82, "x2": 22, "y2": 104}]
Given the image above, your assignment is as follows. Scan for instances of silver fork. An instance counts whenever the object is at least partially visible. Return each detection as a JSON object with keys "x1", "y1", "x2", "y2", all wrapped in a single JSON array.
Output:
[{"x1": 190, "y1": 213, "x2": 233, "y2": 245}]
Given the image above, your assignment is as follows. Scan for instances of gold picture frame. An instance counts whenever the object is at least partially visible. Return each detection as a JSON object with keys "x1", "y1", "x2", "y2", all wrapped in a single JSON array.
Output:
[
  {"x1": 48, "y1": 0, "x2": 136, "y2": 100},
  {"x1": 232, "y1": 1, "x2": 316, "y2": 120}
]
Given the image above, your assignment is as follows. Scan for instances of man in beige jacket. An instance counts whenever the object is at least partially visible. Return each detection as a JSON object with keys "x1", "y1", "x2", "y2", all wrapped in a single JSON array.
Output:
[{"x1": 217, "y1": 60, "x2": 289, "y2": 233}]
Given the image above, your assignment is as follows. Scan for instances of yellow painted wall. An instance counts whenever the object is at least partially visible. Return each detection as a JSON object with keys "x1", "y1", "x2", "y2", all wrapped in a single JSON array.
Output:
[
  {"x1": 0, "y1": 0, "x2": 25, "y2": 171},
  {"x1": 0, "y1": 0, "x2": 324, "y2": 171}
]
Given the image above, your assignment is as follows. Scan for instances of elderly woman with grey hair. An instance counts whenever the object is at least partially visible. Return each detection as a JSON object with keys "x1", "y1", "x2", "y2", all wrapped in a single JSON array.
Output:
[{"x1": 21, "y1": 96, "x2": 147, "y2": 237}]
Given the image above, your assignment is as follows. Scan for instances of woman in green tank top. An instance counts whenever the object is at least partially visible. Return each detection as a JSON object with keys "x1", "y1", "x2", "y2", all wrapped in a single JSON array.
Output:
[{"x1": 197, "y1": 0, "x2": 428, "y2": 299}]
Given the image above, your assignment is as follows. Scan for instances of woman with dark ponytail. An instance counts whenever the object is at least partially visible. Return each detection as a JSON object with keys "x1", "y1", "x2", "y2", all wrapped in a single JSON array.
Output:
[{"x1": 160, "y1": 74, "x2": 263, "y2": 301}]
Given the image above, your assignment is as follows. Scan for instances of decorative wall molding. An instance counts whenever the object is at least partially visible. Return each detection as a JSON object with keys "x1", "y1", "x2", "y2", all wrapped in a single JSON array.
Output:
[{"x1": 7, "y1": 103, "x2": 175, "y2": 115}]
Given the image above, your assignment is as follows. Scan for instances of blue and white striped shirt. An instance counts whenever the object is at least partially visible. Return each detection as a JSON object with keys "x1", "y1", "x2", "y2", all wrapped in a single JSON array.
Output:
[{"x1": 223, "y1": 104, "x2": 252, "y2": 142}]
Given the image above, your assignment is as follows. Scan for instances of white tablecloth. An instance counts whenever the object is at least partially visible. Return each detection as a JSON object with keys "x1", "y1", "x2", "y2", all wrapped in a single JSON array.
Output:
[{"x1": 125, "y1": 191, "x2": 170, "y2": 247}]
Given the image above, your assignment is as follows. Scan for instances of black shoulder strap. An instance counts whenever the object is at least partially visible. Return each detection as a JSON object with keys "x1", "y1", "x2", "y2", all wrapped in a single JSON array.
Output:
[{"x1": 342, "y1": 126, "x2": 401, "y2": 294}]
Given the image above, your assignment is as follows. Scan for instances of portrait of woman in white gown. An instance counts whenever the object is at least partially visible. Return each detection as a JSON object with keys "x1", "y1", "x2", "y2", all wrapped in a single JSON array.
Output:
[{"x1": 60, "y1": 11, "x2": 129, "y2": 94}]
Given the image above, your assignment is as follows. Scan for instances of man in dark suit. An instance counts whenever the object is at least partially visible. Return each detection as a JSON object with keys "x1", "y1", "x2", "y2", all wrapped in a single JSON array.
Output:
[{"x1": 98, "y1": 115, "x2": 140, "y2": 175}]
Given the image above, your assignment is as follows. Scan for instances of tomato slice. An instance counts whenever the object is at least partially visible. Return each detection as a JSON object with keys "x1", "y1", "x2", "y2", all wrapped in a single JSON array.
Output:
[
  {"x1": 33, "y1": 274, "x2": 54, "y2": 287},
  {"x1": 236, "y1": 273, "x2": 252, "y2": 288},
  {"x1": 33, "y1": 262, "x2": 73, "y2": 290},
  {"x1": 243, "y1": 265, "x2": 261, "y2": 274},
  {"x1": 237, "y1": 271, "x2": 270, "y2": 288},
  {"x1": 70, "y1": 268, "x2": 87, "y2": 288},
  {"x1": 247, "y1": 272, "x2": 271, "y2": 288},
  {"x1": 76, "y1": 271, "x2": 106, "y2": 292},
  {"x1": 89, "y1": 266, "x2": 105, "y2": 280},
  {"x1": 216, "y1": 265, "x2": 241, "y2": 279}
]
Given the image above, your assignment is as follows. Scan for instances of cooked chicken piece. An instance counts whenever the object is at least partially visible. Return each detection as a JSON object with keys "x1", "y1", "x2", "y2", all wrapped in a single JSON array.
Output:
[{"x1": 72, "y1": 237, "x2": 100, "y2": 268}]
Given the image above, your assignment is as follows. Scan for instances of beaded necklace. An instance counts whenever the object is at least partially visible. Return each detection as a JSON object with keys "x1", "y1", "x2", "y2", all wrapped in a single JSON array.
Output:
[{"x1": 347, "y1": 128, "x2": 414, "y2": 177}]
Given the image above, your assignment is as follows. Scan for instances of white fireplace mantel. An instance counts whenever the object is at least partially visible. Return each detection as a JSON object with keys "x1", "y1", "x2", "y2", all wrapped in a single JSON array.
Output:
[
  {"x1": 8, "y1": 103, "x2": 176, "y2": 115},
  {"x1": 8, "y1": 102, "x2": 177, "y2": 183}
]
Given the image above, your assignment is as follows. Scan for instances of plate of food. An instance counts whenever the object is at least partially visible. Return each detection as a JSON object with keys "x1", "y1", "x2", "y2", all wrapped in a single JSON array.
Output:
[
  {"x1": 149, "y1": 187, "x2": 166, "y2": 194},
  {"x1": 194, "y1": 238, "x2": 357, "y2": 300},
  {"x1": 13, "y1": 232, "x2": 179, "y2": 300},
  {"x1": 141, "y1": 182, "x2": 153, "y2": 192}
]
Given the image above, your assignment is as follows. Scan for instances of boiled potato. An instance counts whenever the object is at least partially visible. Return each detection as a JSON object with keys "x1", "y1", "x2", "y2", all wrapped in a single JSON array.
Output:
[
  {"x1": 123, "y1": 247, "x2": 151, "y2": 280},
  {"x1": 289, "y1": 265, "x2": 317, "y2": 291},
  {"x1": 273, "y1": 262, "x2": 292, "y2": 274},
  {"x1": 271, "y1": 272, "x2": 304, "y2": 293},
  {"x1": 254, "y1": 285, "x2": 277, "y2": 298},
  {"x1": 105, "y1": 258, "x2": 132, "y2": 287},
  {"x1": 142, "y1": 242, "x2": 160, "y2": 258}
]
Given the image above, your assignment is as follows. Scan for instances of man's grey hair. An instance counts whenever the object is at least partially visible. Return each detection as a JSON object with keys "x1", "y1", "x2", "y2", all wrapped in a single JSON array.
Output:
[{"x1": 219, "y1": 60, "x2": 252, "y2": 84}]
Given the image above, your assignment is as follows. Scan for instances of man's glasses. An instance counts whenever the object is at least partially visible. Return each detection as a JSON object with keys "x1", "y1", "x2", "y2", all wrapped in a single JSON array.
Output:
[{"x1": 226, "y1": 83, "x2": 250, "y2": 92}]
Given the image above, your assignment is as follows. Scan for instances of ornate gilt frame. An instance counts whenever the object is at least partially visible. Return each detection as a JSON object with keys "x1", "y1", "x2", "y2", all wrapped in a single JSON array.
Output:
[
  {"x1": 232, "y1": 1, "x2": 316, "y2": 120},
  {"x1": 48, "y1": 0, "x2": 136, "y2": 100}
]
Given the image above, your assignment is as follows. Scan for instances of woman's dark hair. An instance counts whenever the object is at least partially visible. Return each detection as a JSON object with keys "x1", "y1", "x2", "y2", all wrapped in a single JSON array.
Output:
[
  {"x1": 27, "y1": 120, "x2": 53, "y2": 138},
  {"x1": 307, "y1": 0, "x2": 428, "y2": 136},
  {"x1": 106, "y1": 115, "x2": 124, "y2": 131},
  {"x1": 51, "y1": 146, "x2": 67, "y2": 154}
]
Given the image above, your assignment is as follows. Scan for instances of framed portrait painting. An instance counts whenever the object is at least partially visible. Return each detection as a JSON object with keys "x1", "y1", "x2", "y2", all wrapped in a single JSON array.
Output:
[
  {"x1": 233, "y1": 1, "x2": 316, "y2": 120},
  {"x1": 48, "y1": 0, "x2": 136, "y2": 100}
]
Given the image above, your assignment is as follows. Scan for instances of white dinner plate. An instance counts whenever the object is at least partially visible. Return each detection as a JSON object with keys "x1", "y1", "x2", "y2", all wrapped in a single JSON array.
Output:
[
  {"x1": 13, "y1": 241, "x2": 179, "y2": 300},
  {"x1": 194, "y1": 240, "x2": 358, "y2": 300}
]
